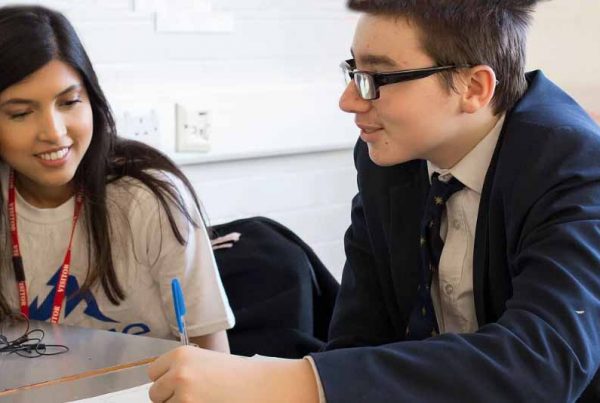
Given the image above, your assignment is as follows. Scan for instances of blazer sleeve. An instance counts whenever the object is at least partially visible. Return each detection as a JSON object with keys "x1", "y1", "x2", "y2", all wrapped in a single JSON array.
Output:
[
  {"x1": 311, "y1": 126, "x2": 600, "y2": 402},
  {"x1": 324, "y1": 193, "x2": 397, "y2": 349}
]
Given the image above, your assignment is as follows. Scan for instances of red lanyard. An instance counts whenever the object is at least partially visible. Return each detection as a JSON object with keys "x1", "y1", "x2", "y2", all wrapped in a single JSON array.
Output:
[{"x1": 8, "y1": 169, "x2": 84, "y2": 323}]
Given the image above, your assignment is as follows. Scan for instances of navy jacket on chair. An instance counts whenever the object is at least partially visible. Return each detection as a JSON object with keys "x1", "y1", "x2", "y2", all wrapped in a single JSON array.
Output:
[
  {"x1": 311, "y1": 71, "x2": 600, "y2": 402},
  {"x1": 212, "y1": 217, "x2": 338, "y2": 358}
]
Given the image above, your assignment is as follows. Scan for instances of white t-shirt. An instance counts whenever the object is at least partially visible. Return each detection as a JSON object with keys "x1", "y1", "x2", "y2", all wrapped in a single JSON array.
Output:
[{"x1": 0, "y1": 164, "x2": 235, "y2": 340}]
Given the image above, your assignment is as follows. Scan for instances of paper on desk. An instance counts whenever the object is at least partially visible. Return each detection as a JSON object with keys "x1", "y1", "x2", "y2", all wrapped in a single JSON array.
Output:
[{"x1": 67, "y1": 383, "x2": 151, "y2": 402}]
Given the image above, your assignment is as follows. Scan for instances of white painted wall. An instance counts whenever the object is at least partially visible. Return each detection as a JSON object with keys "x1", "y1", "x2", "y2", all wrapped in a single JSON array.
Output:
[
  {"x1": 528, "y1": 0, "x2": 600, "y2": 115},
  {"x1": 0, "y1": 0, "x2": 598, "y2": 281}
]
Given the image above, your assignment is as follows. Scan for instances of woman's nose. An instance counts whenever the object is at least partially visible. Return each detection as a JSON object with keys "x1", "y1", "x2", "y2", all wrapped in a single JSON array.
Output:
[{"x1": 37, "y1": 110, "x2": 67, "y2": 143}]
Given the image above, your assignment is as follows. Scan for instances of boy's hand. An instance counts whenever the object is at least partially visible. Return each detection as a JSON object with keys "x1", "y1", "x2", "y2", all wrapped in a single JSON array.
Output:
[{"x1": 147, "y1": 346, "x2": 319, "y2": 403}]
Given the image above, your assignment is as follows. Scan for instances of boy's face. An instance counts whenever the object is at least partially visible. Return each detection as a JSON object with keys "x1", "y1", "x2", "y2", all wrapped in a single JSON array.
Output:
[{"x1": 340, "y1": 14, "x2": 464, "y2": 167}]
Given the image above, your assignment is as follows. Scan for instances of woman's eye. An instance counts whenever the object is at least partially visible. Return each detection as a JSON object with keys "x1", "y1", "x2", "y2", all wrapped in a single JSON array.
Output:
[
  {"x1": 8, "y1": 111, "x2": 32, "y2": 120},
  {"x1": 62, "y1": 99, "x2": 82, "y2": 107}
]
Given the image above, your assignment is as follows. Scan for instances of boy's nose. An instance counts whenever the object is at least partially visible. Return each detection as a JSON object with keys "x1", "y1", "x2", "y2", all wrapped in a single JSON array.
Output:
[{"x1": 339, "y1": 82, "x2": 372, "y2": 114}]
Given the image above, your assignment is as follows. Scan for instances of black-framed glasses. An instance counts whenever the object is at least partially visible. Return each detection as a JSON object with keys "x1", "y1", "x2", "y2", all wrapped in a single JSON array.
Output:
[{"x1": 340, "y1": 59, "x2": 472, "y2": 100}]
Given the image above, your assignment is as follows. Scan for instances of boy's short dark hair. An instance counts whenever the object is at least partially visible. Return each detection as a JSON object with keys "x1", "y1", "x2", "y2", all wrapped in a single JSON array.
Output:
[{"x1": 347, "y1": 0, "x2": 544, "y2": 114}]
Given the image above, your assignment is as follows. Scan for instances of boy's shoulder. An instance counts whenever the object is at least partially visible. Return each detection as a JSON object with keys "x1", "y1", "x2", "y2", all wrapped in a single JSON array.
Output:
[
  {"x1": 492, "y1": 72, "x2": 600, "y2": 199},
  {"x1": 505, "y1": 70, "x2": 600, "y2": 145}
]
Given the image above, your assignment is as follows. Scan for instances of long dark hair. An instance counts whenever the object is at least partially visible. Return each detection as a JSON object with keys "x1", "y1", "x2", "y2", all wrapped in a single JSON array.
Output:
[{"x1": 0, "y1": 5, "x2": 207, "y2": 320}]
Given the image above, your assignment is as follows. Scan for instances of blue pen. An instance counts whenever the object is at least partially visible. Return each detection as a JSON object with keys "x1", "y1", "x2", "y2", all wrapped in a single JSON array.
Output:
[{"x1": 171, "y1": 278, "x2": 189, "y2": 345}]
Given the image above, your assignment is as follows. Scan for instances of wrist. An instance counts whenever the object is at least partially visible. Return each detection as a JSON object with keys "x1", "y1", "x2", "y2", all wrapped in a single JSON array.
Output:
[{"x1": 255, "y1": 358, "x2": 319, "y2": 403}]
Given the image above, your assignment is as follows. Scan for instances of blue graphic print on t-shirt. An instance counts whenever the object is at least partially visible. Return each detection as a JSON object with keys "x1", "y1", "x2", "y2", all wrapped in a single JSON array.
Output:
[
  {"x1": 29, "y1": 267, "x2": 117, "y2": 323},
  {"x1": 28, "y1": 267, "x2": 152, "y2": 336}
]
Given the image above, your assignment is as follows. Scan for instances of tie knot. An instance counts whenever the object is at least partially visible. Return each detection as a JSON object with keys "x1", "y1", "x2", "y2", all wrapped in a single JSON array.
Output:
[{"x1": 430, "y1": 173, "x2": 464, "y2": 205}]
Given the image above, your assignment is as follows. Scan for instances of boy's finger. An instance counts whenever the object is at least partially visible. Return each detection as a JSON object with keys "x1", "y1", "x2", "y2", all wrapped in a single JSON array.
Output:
[{"x1": 148, "y1": 374, "x2": 175, "y2": 403}]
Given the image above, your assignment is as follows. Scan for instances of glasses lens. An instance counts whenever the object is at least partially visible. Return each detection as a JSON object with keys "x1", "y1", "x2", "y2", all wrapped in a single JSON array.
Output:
[
  {"x1": 340, "y1": 63, "x2": 352, "y2": 85},
  {"x1": 355, "y1": 73, "x2": 376, "y2": 100}
]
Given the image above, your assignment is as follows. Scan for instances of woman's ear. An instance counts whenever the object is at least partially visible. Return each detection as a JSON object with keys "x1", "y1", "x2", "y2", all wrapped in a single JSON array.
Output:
[{"x1": 459, "y1": 65, "x2": 497, "y2": 114}]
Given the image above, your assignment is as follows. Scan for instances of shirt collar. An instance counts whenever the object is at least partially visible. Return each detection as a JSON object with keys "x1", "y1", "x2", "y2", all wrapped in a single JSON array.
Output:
[{"x1": 427, "y1": 114, "x2": 505, "y2": 194}]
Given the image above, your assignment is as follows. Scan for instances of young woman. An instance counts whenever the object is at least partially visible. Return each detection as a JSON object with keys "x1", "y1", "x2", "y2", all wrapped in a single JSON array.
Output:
[{"x1": 0, "y1": 5, "x2": 234, "y2": 352}]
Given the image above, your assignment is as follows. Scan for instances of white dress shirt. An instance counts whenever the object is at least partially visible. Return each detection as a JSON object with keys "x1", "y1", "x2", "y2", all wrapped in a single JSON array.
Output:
[{"x1": 427, "y1": 114, "x2": 505, "y2": 333}]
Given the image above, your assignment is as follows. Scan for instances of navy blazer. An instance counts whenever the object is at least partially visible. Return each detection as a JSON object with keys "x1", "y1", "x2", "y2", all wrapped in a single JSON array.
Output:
[{"x1": 311, "y1": 71, "x2": 600, "y2": 402}]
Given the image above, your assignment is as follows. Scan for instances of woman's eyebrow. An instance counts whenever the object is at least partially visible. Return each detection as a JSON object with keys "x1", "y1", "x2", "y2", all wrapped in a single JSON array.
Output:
[
  {"x1": 0, "y1": 84, "x2": 82, "y2": 108},
  {"x1": 0, "y1": 98, "x2": 35, "y2": 108},
  {"x1": 55, "y1": 84, "x2": 82, "y2": 97}
]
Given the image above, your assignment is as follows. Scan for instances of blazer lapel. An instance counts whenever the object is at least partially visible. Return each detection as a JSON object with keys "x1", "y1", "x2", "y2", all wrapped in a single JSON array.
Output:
[
  {"x1": 473, "y1": 122, "x2": 506, "y2": 325},
  {"x1": 388, "y1": 162, "x2": 429, "y2": 327}
]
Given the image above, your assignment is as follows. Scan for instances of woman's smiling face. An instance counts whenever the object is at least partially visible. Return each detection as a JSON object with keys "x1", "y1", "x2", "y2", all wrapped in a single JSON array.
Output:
[{"x1": 0, "y1": 59, "x2": 93, "y2": 205}]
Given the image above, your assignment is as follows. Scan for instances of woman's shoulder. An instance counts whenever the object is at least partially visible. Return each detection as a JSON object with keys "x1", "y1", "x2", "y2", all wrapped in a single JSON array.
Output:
[
  {"x1": 108, "y1": 169, "x2": 185, "y2": 196},
  {"x1": 106, "y1": 169, "x2": 197, "y2": 215}
]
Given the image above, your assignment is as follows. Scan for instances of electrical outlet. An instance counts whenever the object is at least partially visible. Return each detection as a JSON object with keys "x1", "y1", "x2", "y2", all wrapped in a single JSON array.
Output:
[
  {"x1": 114, "y1": 108, "x2": 160, "y2": 146},
  {"x1": 175, "y1": 103, "x2": 210, "y2": 152}
]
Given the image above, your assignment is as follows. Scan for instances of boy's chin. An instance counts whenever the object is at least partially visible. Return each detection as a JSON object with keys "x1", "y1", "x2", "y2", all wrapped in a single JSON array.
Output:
[{"x1": 367, "y1": 145, "x2": 411, "y2": 167}]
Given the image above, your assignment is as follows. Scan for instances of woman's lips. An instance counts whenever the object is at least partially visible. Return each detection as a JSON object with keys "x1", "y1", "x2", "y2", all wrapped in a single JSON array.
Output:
[{"x1": 34, "y1": 146, "x2": 72, "y2": 167}]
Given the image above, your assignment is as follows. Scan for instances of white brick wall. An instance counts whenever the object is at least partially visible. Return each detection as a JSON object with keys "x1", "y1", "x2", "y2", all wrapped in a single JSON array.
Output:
[
  {"x1": 183, "y1": 149, "x2": 356, "y2": 279},
  {"x1": 0, "y1": 0, "x2": 359, "y2": 280}
]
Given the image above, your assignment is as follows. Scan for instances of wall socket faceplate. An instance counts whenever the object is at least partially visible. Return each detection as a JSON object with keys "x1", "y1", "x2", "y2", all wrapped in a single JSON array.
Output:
[
  {"x1": 175, "y1": 103, "x2": 211, "y2": 152},
  {"x1": 114, "y1": 108, "x2": 160, "y2": 146}
]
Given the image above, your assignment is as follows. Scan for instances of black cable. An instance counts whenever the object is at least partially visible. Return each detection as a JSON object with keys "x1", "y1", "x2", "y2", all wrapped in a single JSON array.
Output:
[{"x1": 0, "y1": 316, "x2": 69, "y2": 358}]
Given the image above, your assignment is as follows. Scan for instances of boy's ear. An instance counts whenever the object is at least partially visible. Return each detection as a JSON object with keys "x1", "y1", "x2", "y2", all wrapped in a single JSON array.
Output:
[{"x1": 459, "y1": 66, "x2": 497, "y2": 114}]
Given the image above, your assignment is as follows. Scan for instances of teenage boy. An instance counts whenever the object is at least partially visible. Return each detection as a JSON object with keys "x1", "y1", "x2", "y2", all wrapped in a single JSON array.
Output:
[{"x1": 147, "y1": 1, "x2": 600, "y2": 401}]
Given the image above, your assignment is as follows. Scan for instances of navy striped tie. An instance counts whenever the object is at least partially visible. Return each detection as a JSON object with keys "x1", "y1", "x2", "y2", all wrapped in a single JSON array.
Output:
[{"x1": 406, "y1": 173, "x2": 464, "y2": 340}]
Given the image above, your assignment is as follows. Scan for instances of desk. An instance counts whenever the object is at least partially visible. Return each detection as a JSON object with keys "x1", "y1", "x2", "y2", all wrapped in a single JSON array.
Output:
[{"x1": 0, "y1": 320, "x2": 179, "y2": 402}]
